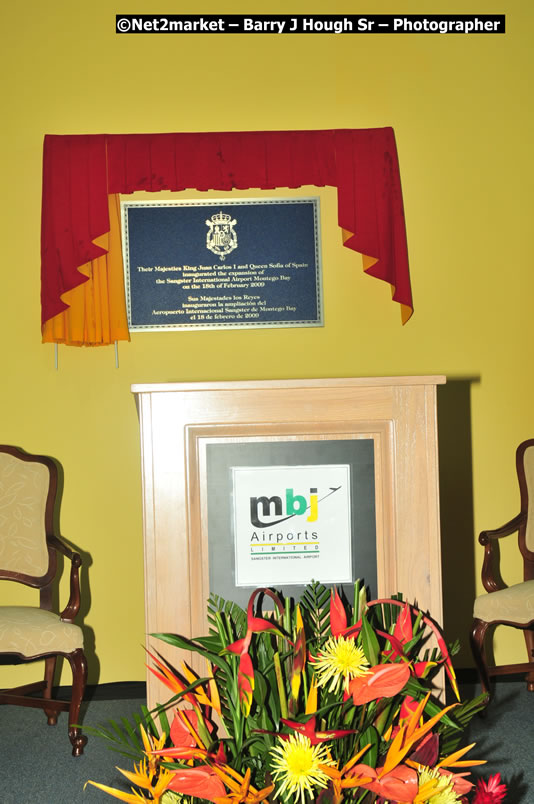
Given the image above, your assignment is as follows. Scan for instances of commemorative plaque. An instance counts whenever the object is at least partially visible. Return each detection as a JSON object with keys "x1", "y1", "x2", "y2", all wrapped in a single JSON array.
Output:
[{"x1": 121, "y1": 198, "x2": 323, "y2": 331}]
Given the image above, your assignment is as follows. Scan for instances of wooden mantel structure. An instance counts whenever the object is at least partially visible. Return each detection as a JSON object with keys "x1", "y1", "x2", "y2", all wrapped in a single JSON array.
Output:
[{"x1": 132, "y1": 375, "x2": 446, "y2": 706}]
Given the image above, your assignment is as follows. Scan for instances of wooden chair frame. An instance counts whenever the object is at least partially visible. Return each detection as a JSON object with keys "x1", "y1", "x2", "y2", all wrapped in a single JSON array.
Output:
[
  {"x1": 0, "y1": 445, "x2": 88, "y2": 756},
  {"x1": 470, "y1": 439, "x2": 534, "y2": 695}
]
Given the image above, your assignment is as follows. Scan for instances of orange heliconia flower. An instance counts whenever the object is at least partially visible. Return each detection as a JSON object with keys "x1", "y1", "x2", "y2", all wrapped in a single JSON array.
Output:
[{"x1": 349, "y1": 661, "x2": 411, "y2": 704}]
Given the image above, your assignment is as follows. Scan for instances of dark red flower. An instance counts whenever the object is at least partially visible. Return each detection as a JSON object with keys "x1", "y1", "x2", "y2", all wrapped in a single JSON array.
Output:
[{"x1": 472, "y1": 773, "x2": 507, "y2": 803}]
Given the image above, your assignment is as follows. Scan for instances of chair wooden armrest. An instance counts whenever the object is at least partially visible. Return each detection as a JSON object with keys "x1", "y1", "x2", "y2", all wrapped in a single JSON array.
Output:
[
  {"x1": 47, "y1": 535, "x2": 82, "y2": 622},
  {"x1": 48, "y1": 534, "x2": 79, "y2": 562},
  {"x1": 0, "y1": 445, "x2": 89, "y2": 755},
  {"x1": 471, "y1": 440, "x2": 534, "y2": 698},
  {"x1": 479, "y1": 512, "x2": 526, "y2": 593}
]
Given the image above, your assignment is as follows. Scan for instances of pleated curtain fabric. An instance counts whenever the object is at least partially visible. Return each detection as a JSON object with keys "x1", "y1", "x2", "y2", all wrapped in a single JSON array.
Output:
[{"x1": 41, "y1": 128, "x2": 413, "y2": 346}]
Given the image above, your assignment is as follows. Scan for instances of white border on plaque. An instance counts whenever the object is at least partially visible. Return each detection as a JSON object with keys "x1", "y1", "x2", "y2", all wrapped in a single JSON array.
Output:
[{"x1": 232, "y1": 464, "x2": 352, "y2": 587}]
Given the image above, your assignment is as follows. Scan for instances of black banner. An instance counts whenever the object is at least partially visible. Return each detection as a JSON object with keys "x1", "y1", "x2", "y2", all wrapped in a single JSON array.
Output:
[{"x1": 116, "y1": 15, "x2": 505, "y2": 35}]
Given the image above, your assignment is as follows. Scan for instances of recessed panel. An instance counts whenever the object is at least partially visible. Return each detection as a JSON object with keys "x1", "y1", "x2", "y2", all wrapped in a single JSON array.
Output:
[{"x1": 206, "y1": 439, "x2": 376, "y2": 607}]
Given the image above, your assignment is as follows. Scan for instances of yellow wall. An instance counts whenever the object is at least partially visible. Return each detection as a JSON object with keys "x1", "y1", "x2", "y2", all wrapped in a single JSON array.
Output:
[{"x1": 1, "y1": 0, "x2": 533, "y2": 685}]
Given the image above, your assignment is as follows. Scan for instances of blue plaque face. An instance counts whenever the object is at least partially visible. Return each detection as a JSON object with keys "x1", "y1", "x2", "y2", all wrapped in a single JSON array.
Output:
[{"x1": 121, "y1": 198, "x2": 323, "y2": 331}]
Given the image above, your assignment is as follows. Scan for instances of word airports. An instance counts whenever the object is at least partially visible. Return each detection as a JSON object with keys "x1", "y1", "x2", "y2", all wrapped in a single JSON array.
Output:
[{"x1": 117, "y1": 15, "x2": 505, "y2": 35}]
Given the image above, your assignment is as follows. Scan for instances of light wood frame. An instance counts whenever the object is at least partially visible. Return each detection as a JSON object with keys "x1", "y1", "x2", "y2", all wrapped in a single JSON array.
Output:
[{"x1": 132, "y1": 376, "x2": 445, "y2": 707}]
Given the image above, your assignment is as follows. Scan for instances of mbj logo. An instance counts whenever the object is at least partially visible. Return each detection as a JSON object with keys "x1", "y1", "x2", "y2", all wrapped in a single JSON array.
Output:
[{"x1": 250, "y1": 486, "x2": 340, "y2": 528}]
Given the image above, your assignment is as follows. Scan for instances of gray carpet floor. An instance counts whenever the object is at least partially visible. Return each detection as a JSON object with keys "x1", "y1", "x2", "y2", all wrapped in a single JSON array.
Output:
[
  {"x1": 1, "y1": 680, "x2": 532, "y2": 803},
  {"x1": 455, "y1": 679, "x2": 534, "y2": 803}
]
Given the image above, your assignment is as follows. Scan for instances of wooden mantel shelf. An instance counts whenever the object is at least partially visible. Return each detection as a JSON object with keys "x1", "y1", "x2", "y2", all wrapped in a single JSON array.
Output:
[{"x1": 132, "y1": 375, "x2": 446, "y2": 394}]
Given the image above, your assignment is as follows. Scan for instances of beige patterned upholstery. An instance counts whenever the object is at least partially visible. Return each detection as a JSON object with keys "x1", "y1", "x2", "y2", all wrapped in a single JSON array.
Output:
[
  {"x1": 0, "y1": 606, "x2": 83, "y2": 656},
  {"x1": 0, "y1": 446, "x2": 88, "y2": 756},
  {"x1": 474, "y1": 580, "x2": 534, "y2": 624},
  {"x1": 0, "y1": 452, "x2": 50, "y2": 576}
]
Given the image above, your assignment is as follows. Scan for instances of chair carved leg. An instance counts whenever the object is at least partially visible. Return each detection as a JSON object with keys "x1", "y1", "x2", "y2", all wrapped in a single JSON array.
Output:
[
  {"x1": 43, "y1": 656, "x2": 58, "y2": 725},
  {"x1": 66, "y1": 649, "x2": 88, "y2": 757},
  {"x1": 524, "y1": 627, "x2": 534, "y2": 692},
  {"x1": 470, "y1": 617, "x2": 491, "y2": 696}
]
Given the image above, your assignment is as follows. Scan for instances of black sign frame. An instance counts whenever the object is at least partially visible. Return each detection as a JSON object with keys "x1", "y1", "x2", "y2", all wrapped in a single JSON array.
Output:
[{"x1": 121, "y1": 197, "x2": 323, "y2": 331}]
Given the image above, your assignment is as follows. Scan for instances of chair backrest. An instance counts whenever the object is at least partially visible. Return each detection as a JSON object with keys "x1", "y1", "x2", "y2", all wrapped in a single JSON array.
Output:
[
  {"x1": 524, "y1": 442, "x2": 534, "y2": 553},
  {"x1": 517, "y1": 440, "x2": 534, "y2": 567},
  {"x1": 0, "y1": 446, "x2": 56, "y2": 583}
]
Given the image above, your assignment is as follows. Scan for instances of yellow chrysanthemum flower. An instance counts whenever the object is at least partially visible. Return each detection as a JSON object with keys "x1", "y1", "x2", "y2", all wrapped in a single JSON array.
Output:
[
  {"x1": 313, "y1": 635, "x2": 370, "y2": 693},
  {"x1": 415, "y1": 765, "x2": 461, "y2": 804},
  {"x1": 270, "y1": 733, "x2": 335, "y2": 804}
]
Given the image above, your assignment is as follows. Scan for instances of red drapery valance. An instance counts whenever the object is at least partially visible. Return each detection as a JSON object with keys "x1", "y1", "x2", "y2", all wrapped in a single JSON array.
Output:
[{"x1": 41, "y1": 128, "x2": 413, "y2": 331}]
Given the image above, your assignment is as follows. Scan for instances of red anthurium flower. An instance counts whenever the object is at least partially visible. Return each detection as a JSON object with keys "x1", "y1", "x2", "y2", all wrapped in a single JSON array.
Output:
[
  {"x1": 170, "y1": 709, "x2": 200, "y2": 748},
  {"x1": 166, "y1": 766, "x2": 227, "y2": 800},
  {"x1": 472, "y1": 773, "x2": 507, "y2": 803},
  {"x1": 367, "y1": 598, "x2": 461, "y2": 700},
  {"x1": 348, "y1": 763, "x2": 418, "y2": 800},
  {"x1": 170, "y1": 708, "x2": 214, "y2": 748},
  {"x1": 349, "y1": 662, "x2": 410, "y2": 705},
  {"x1": 330, "y1": 593, "x2": 460, "y2": 699},
  {"x1": 440, "y1": 769, "x2": 474, "y2": 796}
]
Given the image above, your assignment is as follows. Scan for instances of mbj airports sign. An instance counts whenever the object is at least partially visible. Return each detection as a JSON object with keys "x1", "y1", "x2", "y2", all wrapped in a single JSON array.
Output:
[{"x1": 232, "y1": 465, "x2": 352, "y2": 587}]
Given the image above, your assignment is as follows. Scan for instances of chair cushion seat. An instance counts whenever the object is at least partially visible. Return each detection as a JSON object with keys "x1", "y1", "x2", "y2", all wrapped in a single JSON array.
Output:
[
  {"x1": 473, "y1": 580, "x2": 534, "y2": 624},
  {"x1": 0, "y1": 606, "x2": 83, "y2": 656}
]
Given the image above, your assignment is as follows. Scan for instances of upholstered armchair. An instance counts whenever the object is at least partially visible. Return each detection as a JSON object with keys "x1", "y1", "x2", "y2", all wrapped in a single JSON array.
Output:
[
  {"x1": 470, "y1": 439, "x2": 534, "y2": 695},
  {"x1": 0, "y1": 445, "x2": 88, "y2": 755}
]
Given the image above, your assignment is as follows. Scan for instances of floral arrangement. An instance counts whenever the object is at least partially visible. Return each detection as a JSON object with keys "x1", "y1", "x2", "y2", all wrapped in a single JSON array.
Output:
[{"x1": 86, "y1": 582, "x2": 507, "y2": 803}]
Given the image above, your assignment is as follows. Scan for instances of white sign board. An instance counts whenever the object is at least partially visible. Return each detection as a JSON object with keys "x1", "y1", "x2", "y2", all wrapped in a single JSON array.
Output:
[{"x1": 232, "y1": 464, "x2": 352, "y2": 587}]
